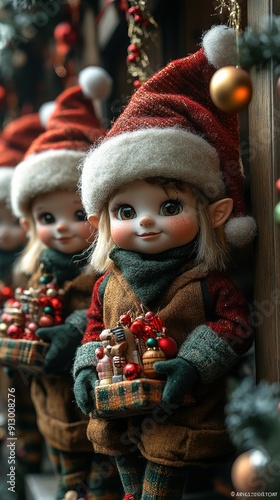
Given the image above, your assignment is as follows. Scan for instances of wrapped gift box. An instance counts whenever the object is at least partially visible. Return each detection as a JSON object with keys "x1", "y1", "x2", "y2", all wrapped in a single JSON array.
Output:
[
  {"x1": 92, "y1": 378, "x2": 195, "y2": 419},
  {"x1": 0, "y1": 337, "x2": 49, "y2": 373}
]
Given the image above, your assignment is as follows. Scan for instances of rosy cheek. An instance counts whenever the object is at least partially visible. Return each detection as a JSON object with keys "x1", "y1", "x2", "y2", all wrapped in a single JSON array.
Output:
[
  {"x1": 111, "y1": 222, "x2": 130, "y2": 246},
  {"x1": 36, "y1": 226, "x2": 49, "y2": 244},
  {"x1": 166, "y1": 217, "x2": 199, "y2": 241}
]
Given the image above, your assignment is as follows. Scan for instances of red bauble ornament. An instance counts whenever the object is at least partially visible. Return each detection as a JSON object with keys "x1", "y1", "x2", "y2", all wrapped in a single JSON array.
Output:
[
  {"x1": 54, "y1": 22, "x2": 77, "y2": 46},
  {"x1": 27, "y1": 322, "x2": 39, "y2": 333},
  {"x1": 134, "y1": 14, "x2": 143, "y2": 23},
  {"x1": 128, "y1": 43, "x2": 139, "y2": 53},
  {"x1": 0, "y1": 286, "x2": 14, "y2": 301},
  {"x1": 50, "y1": 298, "x2": 63, "y2": 310},
  {"x1": 129, "y1": 319, "x2": 145, "y2": 335},
  {"x1": 126, "y1": 53, "x2": 139, "y2": 64},
  {"x1": 11, "y1": 301, "x2": 22, "y2": 309},
  {"x1": 39, "y1": 315, "x2": 54, "y2": 327},
  {"x1": 119, "y1": 313, "x2": 132, "y2": 327},
  {"x1": 24, "y1": 330, "x2": 39, "y2": 340},
  {"x1": 133, "y1": 79, "x2": 142, "y2": 89},
  {"x1": 157, "y1": 336, "x2": 177, "y2": 358},
  {"x1": 145, "y1": 311, "x2": 154, "y2": 320},
  {"x1": 123, "y1": 362, "x2": 142, "y2": 380},
  {"x1": 7, "y1": 324, "x2": 24, "y2": 339},
  {"x1": 143, "y1": 325, "x2": 157, "y2": 340},
  {"x1": 95, "y1": 347, "x2": 104, "y2": 360},
  {"x1": 54, "y1": 314, "x2": 64, "y2": 325},
  {"x1": 128, "y1": 6, "x2": 140, "y2": 15},
  {"x1": 1, "y1": 313, "x2": 12, "y2": 323}
]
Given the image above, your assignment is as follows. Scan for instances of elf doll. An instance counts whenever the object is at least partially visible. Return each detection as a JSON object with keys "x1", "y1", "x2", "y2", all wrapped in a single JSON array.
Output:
[
  {"x1": 73, "y1": 25, "x2": 256, "y2": 500},
  {"x1": 10, "y1": 68, "x2": 123, "y2": 500},
  {"x1": 0, "y1": 114, "x2": 46, "y2": 290},
  {"x1": 0, "y1": 112, "x2": 49, "y2": 482}
]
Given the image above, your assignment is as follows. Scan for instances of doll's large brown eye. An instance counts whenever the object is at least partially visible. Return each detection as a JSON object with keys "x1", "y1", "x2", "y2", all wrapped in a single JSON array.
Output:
[
  {"x1": 117, "y1": 205, "x2": 136, "y2": 220},
  {"x1": 39, "y1": 212, "x2": 55, "y2": 224},
  {"x1": 160, "y1": 201, "x2": 182, "y2": 216},
  {"x1": 75, "y1": 210, "x2": 87, "y2": 221}
]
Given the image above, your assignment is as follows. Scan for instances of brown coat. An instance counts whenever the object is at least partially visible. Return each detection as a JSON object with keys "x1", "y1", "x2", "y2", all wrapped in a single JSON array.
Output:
[
  {"x1": 87, "y1": 267, "x2": 236, "y2": 467},
  {"x1": 31, "y1": 271, "x2": 96, "y2": 452}
]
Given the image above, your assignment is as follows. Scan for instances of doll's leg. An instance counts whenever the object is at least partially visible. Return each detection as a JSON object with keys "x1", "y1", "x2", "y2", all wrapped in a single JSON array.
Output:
[
  {"x1": 87, "y1": 452, "x2": 124, "y2": 500},
  {"x1": 141, "y1": 460, "x2": 187, "y2": 500},
  {"x1": 47, "y1": 445, "x2": 89, "y2": 499},
  {"x1": 115, "y1": 451, "x2": 146, "y2": 499}
]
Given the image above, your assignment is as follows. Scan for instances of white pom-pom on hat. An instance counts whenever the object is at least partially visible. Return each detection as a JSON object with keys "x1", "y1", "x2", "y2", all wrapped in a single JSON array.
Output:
[
  {"x1": 202, "y1": 24, "x2": 237, "y2": 69},
  {"x1": 39, "y1": 101, "x2": 56, "y2": 127},
  {"x1": 78, "y1": 66, "x2": 113, "y2": 100},
  {"x1": 225, "y1": 216, "x2": 257, "y2": 248}
]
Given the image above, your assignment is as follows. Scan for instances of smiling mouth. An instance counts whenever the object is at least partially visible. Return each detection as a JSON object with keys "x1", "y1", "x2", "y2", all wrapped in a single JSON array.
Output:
[
  {"x1": 56, "y1": 237, "x2": 72, "y2": 242},
  {"x1": 138, "y1": 232, "x2": 161, "y2": 238}
]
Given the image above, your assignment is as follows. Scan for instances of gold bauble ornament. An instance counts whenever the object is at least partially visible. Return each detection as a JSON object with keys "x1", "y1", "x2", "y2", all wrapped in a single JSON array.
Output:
[
  {"x1": 210, "y1": 66, "x2": 253, "y2": 113},
  {"x1": 231, "y1": 450, "x2": 267, "y2": 492},
  {"x1": 142, "y1": 347, "x2": 166, "y2": 379}
]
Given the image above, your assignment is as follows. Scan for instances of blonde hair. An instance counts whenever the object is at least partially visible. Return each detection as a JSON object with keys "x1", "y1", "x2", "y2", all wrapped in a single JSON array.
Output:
[
  {"x1": 13, "y1": 213, "x2": 46, "y2": 277},
  {"x1": 89, "y1": 178, "x2": 229, "y2": 274}
]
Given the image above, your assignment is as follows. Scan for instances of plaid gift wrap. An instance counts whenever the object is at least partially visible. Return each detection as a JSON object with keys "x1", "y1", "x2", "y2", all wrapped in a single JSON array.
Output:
[
  {"x1": 0, "y1": 337, "x2": 49, "y2": 373},
  {"x1": 92, "y1": 379, "x2": 195, "y2": 419}
]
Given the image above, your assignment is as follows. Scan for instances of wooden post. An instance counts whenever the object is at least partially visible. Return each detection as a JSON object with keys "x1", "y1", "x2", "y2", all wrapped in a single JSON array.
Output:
[{"x1": 247, "y1": 0, "x2": 280, "y2": 382}]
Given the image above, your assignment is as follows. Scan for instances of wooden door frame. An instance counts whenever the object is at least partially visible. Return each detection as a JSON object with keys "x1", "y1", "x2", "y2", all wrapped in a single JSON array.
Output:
[{"x1": 247, "y1": 0, "x2": 280, "y2": 382}]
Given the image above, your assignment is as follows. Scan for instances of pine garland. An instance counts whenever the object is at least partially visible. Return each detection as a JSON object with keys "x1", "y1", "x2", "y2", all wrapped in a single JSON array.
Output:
[
  {"x1": 225, "y1": 377, "x2": 280, "y2": 455},
  {"x1": 10, "y1": 0, "x2": 36, "y2": 9},
  {"x1": 239, "y1": 15, "x2": 280, "y2": 76}
]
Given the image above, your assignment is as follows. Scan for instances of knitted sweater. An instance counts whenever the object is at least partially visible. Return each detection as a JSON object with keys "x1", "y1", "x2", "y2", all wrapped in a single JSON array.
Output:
[
  {"x1": 74, "y1": 249, "x2": 253, "y2": 465},
  {"x1": 30, "y1": 248, "x2": 97, "y2": 452}
]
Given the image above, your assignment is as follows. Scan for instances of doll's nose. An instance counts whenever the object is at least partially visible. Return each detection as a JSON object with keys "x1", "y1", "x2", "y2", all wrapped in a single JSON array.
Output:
[
  {"x1": 56, "y1": 220, "x2": 69, "y2": 232},
  {"x1": 139, "y1": 215, "x2": 153, "y2": 227}
]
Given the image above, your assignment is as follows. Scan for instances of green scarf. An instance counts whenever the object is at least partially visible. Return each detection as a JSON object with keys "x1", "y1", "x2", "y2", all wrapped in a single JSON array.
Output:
[
  {"x1": 109, "y1": 239, "x2": 198, "y2": 307},
  {"x1": 39, "y1": 248, "x2": 88, "y2": 287}
]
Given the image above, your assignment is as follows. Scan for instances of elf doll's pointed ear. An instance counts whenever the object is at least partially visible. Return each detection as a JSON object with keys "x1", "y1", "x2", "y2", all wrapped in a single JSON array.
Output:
[
  {"x1": 207, "y1": 198, "x2": 233, "y2": 228},
  {"x1": 20, "y1": 217, "x2": 30, "y2": 233},
  {"x1": 88, "y1": 214, "x2": 100, "y2": 229}
]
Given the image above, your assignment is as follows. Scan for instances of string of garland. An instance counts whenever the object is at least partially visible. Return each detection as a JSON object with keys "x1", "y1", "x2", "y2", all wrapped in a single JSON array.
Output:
[
  {"x1": 126, "y1": 0, "x2": 158, "y2": 89},
  {"x1": 238, "y1": 15, "x2": 280, "y2": 76}
]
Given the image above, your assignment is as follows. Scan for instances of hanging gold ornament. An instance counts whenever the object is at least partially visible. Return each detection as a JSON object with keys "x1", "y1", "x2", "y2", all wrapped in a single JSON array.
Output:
[
  {"x1": 210, "y1": 1, "x2": 253, "y2": 113},
  {"x1": 210, "y1": 66, "x2": 253, "y2": 113}
]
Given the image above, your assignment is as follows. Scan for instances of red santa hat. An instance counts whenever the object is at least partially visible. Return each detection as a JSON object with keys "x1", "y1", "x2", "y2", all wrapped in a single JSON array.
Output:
[
  {"x1": 11, "y1": 66, "x2": 112, "y2": 218},
  {"x1": 81, "y1": 25, "x2": 256, "y2": 248},
  {"x1": 0, "y1": 113, "x2": 46, "y2": 204}
]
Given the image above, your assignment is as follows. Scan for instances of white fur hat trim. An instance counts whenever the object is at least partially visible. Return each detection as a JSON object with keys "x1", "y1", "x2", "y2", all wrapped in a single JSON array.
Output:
[
  {"x1": 11, "y1": 149, "x2": 84, "y2": 218},
  {"x1": 80, "y1": 127, "x2": 225, "y2": 216}
]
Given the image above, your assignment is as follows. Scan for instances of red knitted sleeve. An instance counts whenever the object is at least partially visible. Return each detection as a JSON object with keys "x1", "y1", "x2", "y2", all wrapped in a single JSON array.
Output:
[
  {"x1": 204, "y1": 271, "x2": 253, "y2": 355},
  {"x1": 82, "y1": 273, "x2": 108, "y2": 344}
]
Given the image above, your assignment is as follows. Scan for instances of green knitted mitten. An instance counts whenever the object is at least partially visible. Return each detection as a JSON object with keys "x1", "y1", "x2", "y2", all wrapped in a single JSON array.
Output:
[
  {"x1": 73, "y1": 368, "x2": 98, "y2": 414},
  {"x1": 154, "y1": 357, "x2": 199, "y2": 406}
]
